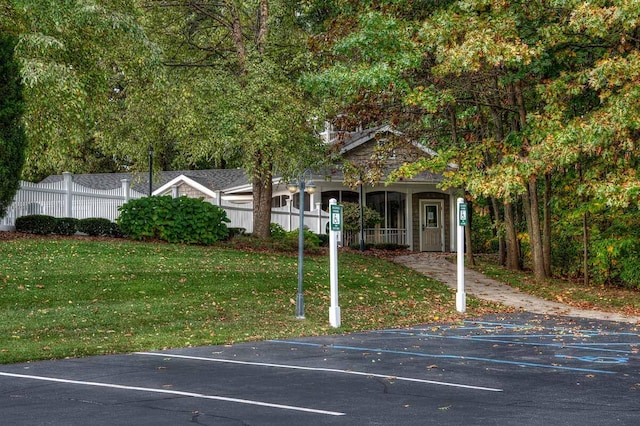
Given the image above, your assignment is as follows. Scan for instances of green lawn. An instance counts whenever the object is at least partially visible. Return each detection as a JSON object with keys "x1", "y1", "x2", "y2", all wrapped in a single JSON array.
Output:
[{"x1": 1, "y1": 237, "x2": 503, "y2": 364}]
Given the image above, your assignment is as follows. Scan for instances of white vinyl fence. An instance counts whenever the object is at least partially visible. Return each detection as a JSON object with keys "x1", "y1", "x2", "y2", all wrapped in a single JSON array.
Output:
[
  {"x1": 220, "y1": 199, "x2": 329, "y2": 234},
  {"x1": 1, "y1": 172, "x2": 330, "y2": 234},
  {"x1": 1, "y1": 172, "x2": 145, "y2": 230}
]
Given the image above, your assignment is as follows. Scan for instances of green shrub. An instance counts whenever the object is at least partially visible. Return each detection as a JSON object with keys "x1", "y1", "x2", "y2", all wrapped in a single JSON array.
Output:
[
  {"x1": 78, "y1": 218, "x2": 121, "y2": 237},
  {"x1": 471, "y1": 213, "x2": 497, "y2": 253},
  {"x1": 349, "y1": 242, "x2": 374, "y2": 250},
  {"x1": 317, "y1": 233, "x2": 329, "y2": 246},
  {"x1": 117, "y1": 196, "x2": 230, "y2": 245},
  {"x1": 270, "y1": 222, "x2": 286, "y2": 238},
  {"x1": 373, "y1": 242, "x2": 408, "y2": 251},
  {"x1": 54, "y1": 217, "x2": 79, "y2": 235},
  {"x1": 273, "y1": 228, "x2": 322, "y2": 253},
  {"x1": 591, "y1": 236, "x2": 640, "y2": 288},
  {"x1": 15, "y1": 214, "x2": 57, "y2": 234},
  {"x1": 341, "y1": 202, "x2": 382, "y2": 232},
  {"x1": 226, "y1": 227, "x2": 246, "y2": 240}
]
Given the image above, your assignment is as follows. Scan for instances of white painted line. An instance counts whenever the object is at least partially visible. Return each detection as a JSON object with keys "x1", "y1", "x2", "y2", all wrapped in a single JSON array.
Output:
[
  {"x1": 0, "y1": 371, "x2": 345, "y2": 416},
  {"x1": 135, "y1": 351, "x2": 503, "y2": 392}
]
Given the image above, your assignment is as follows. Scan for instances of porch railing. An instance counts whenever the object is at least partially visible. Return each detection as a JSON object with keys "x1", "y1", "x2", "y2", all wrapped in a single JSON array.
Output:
[{"x1": 343, "y1": 228, "x2": 407, "y2": 247}]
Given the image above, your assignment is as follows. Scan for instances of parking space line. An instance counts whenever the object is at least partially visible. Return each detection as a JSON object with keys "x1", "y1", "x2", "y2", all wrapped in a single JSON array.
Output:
[
  {"x1": 135, "y1": 352, "x2": 503, "y2": 392},
  {"x1": 0, "y1": 371, "x2": 345, "y2": 416},
  {"x1": 271, "y1": 340, "x2": 615, "y2": 374}
]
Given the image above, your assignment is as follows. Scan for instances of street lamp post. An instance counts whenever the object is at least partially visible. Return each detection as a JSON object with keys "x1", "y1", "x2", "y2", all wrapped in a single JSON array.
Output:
[
  {"x1": 288, "y1": 172, "x2": 316, "y2": 319},
  {"x1": 148, "y1": 145, "x2": 154, "y2": 196}
]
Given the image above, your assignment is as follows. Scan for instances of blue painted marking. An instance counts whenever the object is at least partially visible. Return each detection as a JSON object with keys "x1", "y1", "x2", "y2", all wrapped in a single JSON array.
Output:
[
  {"x1": 566, "y1": 342, "x2": 640, "y2": 347},
  {"x1": 376, "y1": 330, "x2": 638, "y2": 355},
  {"x1": 460, "y1": 321, "x2": 639, "y2": 337},
  {"x1": 269, "y1": 340, "x2": 615, "y2": 374},
  {"x1": 555, "y1": 355, "x2": 629, "y2": 364}
]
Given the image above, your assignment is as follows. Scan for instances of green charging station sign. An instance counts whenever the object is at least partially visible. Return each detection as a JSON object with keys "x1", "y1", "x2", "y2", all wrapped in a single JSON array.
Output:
[
  {"x1": 330, "y1": 205, "x2": 343, "y2": 231},
  {"x1": 458, "y1": 203, "x2": 468, "y2": 226}
]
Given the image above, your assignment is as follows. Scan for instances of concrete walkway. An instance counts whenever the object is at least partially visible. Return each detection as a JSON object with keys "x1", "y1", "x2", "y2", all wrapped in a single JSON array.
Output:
[{"x1": 394, "y1": 252, "x2": 640, "y2": 324}]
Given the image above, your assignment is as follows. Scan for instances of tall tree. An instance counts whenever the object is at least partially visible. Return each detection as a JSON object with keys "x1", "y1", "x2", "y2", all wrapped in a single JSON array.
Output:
[
  {"x1": 0, "y1": 33, "x2": 27, "y2": 217},
  {"x1": 143, "y1": 1, "x2": 325, "y2": 238},
  {"x1": 2, "y1": 0, "x2": 165, "y2": 180}
]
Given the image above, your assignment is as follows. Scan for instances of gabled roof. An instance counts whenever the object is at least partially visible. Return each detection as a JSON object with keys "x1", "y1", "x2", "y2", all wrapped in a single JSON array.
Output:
[
  {"x1": 40, "y1": 169, "x2": 249, "y2": 195},
  {"x1": 334, "y1": 125, "x2": 439, "y2": 157},
  {"x1": 328, "y1": 125, "x2": 447, "y2": 183}
]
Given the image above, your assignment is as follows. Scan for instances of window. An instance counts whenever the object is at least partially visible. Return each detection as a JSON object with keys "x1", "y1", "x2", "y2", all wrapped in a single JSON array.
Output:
[
  {"x1": 366, "y1": 191, "x2": 406, "y2": 229},
  {"x1": 425, "y1": 205, "x2": 438, "y2": 228},
  {"x1": 321, "y1": 190, "x2": 359, "y2": 211},
  {"x1": 271, "y1": 194, "x2": 290, "y2": 208},
  {"x1": 291, "y1": 192, "x2": 312, "y2": 211}
]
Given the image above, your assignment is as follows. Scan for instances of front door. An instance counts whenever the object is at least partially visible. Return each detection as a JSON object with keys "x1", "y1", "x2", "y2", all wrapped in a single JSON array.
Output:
[{"x1": 420, "y1": 200, "x2": 444, "y2": 252}]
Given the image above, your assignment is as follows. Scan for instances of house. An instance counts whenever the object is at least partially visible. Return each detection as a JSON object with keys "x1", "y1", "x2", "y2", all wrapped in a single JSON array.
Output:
[
  {"x1": 301, "y1": 124, "x2": 459, "y2": 252},
  {"x1": 5, "y1": 126, "x2": 459, "y2": 252}
]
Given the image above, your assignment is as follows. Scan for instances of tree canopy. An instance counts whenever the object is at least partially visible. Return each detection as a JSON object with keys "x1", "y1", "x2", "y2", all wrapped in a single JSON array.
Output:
[
  {"x1": 301, "y1": 0, "x2": 640, "y2": 285},
  {"x1": 2, "y1": 0, "x2": 166, "y2": 180}
]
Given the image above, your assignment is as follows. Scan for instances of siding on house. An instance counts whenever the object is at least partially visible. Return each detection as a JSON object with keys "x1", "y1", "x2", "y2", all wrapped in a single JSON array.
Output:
[
  {"x1": 172, "y1": 183, "x2": 210, "y2": 199},
  {"x1": 411, "y1": 192, "x2": 451, "y2": 252}
]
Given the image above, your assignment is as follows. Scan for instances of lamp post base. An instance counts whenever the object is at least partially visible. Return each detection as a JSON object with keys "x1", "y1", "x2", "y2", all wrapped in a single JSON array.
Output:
[
  {"x1": 456, "y1": 291, "x2": 466, "y2": 313},
  {"x1": 295, "y1": 293, "x2": 305, "y2": 319},
  {"x1": 329, "y1": 306, "x2": 341, "y2": 328}
]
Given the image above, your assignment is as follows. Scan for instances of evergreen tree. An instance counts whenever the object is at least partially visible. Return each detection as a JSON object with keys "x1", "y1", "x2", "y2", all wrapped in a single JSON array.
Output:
[{"x1": 0, "y1": 34, "x2": 26, "y2": 217}]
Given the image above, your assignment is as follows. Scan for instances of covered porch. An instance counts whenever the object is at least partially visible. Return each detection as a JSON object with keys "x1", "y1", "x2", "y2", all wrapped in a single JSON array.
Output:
[{"x1": 273, "y1": 179, "x2": 460, "y2": 252}]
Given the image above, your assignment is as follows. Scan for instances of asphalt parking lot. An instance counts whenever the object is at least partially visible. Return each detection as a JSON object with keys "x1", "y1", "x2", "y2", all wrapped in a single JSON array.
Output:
[{"x1": 1, "y1": 312, "x2": 639, "y2": 425}]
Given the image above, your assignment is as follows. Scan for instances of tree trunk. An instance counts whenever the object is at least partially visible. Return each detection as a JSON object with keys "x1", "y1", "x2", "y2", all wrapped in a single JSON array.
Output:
[
  {"x1": 491, "y1": 197, "x2": 506, "y2": 266},
  {"x1": 256, "y1": 0, "x2": 269, "y2": 54},
  {"x1": 228, "y1": 2, "x2": 247, "y2": 71},
  {"x1": 543, "y1": 172, "x2": 552, "y2": 277},
  {"x1": 522, "y1": 177, "x2": 547, "y2": 281},
  {"x1": 504, "y1": 201, "x2": 521, "y2": 270},
  {"x1": 465, "y1": 199, "x2": 474, "y2": 266},
  {"x1": 252, "y1": 172, "x2": 273, "y2": 239},
  {"x1": 583, "y1": 211, "x2": 590, "y2": 286}
]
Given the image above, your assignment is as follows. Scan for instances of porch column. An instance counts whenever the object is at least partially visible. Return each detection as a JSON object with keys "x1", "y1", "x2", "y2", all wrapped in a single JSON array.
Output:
[
  {"x1": 449, "y1": 192, "x2": 457, "y2": 251},
  {"x1": 121, "y1": 179, "x2": 131, "y2": 202},
  {"x1": 315, "y1": 202, "x2": 322, "y2": 234},
  {"x1": 406, "y1": 189, "x2": 413, "y2": 251}
]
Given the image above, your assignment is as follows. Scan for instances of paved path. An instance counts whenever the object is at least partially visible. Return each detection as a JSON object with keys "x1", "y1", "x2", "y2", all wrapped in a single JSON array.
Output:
[{"x1": 395, "y1": 252, "x2": 640, "y2": 324}]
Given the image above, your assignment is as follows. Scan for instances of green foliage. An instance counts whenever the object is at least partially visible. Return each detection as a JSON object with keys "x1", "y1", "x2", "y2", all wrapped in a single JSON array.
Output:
[
  {"x1": 371, "y1": 242, "x2": 408, "y2": 251},
  {"x1": 0, "y1": 33, "x2": 27, "y2": 217},
  {"x1": 5, "y1": 0, "x2": 164, "y2": 180},
  {"x1": 77, "y1": 217, "x2": 121, "y2": 237},
  {"x1": 270, "y1": 222, "x2": 287, "y2": 238},
  {"x1": 471, "y1": 213, "x2": 497, "y2": 254},
  {"x1": 341, "y1": 202, "x2": 382, "y2": 232},
  {"x1": 117, "y1": 196, "x2": 230, "y2": 245},
  {"x1": 142, "y1": 1, "x2": 326, "y2": 238},
  {"x1": 54, "y1": 217, "x2": 79, "y2": 236},
  {"x1": 226, "y1": 227, "x2": 246, "y2": 240},
  {"x1": 591, "y1": 233, "x2": 640, "y2": 289},
  {"x1": 272, "y1": 228, "x2": 323, "y2": 253},
  {"x1": 550, "y1": 230, "x2": 582, "y2": 279},
  {"x1": 15, "y1": 214, "x2": 57, "y2": 234}
]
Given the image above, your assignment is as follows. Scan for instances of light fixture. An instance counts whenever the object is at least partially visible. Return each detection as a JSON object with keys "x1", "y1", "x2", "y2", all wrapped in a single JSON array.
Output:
[{"x1": 306, "y1": 180, "x2": 316, "y2": 194}]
